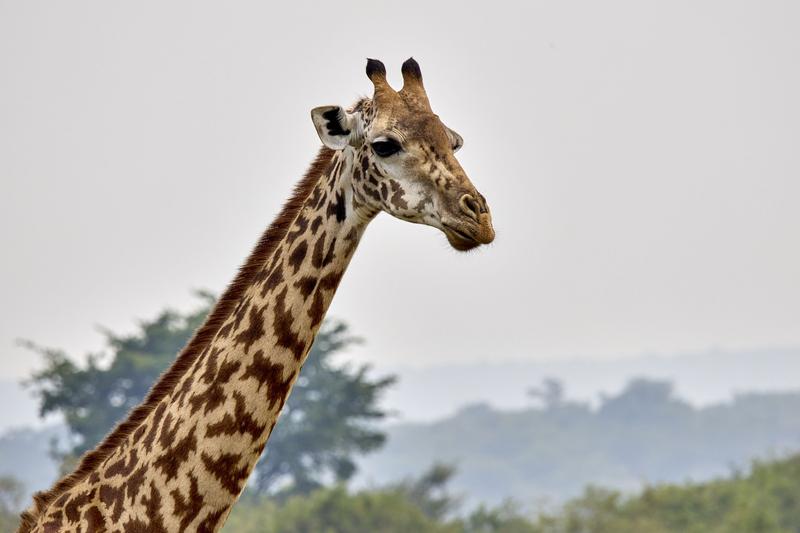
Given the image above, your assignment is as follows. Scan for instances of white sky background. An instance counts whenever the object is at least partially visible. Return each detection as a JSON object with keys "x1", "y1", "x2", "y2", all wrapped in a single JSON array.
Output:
[{"x1": 1, "y1": 1, "x2": 798, "y2": 381}]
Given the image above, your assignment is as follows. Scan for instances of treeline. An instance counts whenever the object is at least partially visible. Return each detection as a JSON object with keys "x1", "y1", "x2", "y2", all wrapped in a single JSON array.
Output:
[
  {"x1": 361, "y1": 379, "x2": 800, "y2": 504},
  {"x1": 222, "y1": 454, "x2": 800, "y2": 533}
]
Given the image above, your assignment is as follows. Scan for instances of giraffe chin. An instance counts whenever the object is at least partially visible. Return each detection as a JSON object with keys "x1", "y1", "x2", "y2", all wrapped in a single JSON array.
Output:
[{"x1": 443, "y1": 226, "x2": 482, "y2": 252}]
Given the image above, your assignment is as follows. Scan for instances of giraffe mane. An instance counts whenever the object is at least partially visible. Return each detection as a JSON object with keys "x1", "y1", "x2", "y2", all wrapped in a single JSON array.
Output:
[{"x1": 18, "y1": 147, "x2": 335, "y2": 532}]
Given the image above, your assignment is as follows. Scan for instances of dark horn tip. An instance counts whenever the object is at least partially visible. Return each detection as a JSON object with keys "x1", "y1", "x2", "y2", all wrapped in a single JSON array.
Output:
[
  {"x1": 401, "y1": 57, "x2": 422, "y2": 80},
  {"x1": 366, "y1": 58, "x2": 387, "y2": 79}
]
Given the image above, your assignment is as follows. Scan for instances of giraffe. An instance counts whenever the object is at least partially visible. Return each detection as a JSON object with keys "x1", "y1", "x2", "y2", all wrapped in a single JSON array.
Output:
[{"x1": 18, "y1": 57, "x2": 495, "y2": 533}]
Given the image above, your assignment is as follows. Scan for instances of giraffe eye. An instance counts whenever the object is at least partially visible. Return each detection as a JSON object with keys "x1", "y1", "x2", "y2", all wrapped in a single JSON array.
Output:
[{"x1": 371, "y1": 139, "x2": 402, "y2": 157}]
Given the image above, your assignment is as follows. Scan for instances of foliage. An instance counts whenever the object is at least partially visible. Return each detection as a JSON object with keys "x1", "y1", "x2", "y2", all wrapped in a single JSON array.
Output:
[
  {"x1": 528, "y1": 453, "x2": 800, "y2": 533},
  {"x1": 225, "y1": 464, "x2": 463, "y2": 533},
  {"x1": 226, "y1": 486, "x2": 450, "y2": 533},
  {"x1": 460, "y1": 501, "x2": 538, "y2": 533},
  {"x1": 391, "y1": 462, "x2": 461, "y2": 521},
  {"x1": 222, "y1": 454, "x2": 800, "y2": 533},
  {"x1": 527, "y1": 378, "x2": 565, "y2": 410},
  {"x1": 25, "y1": 293, "x2": 395, "y2": 495}
]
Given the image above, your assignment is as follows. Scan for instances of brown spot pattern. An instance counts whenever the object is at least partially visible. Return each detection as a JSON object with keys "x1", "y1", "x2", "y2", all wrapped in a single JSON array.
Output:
[
  {"x1": 189, "y1": 358, "x2": 241, "y2": 415},
  {"x1": 288, "y1": 240, "x2": 308, "y2": 274},
  {"x1": 201, "y1": 451, "x2": 250, "y2": 496},
  {"x1": 142, "y1": 402, "x2": 166, "y2": 453},
  {"x1": 99, "y1": 484, "x2": 124, "y2": 522},
  {"x1": 307, "y1": 292, "x2": 325, "y2": 329},
  {"x1": 125, "y1": 464, "x2": 148, "y2": 501},
  {"x1": 198, "y1": 508, "x2": 228, "y2": 533},
  {"x1": 240, "y1": 350, "x2": 295, "y2": 411},
  {"x1": 322, "y1": 237, "x2": 337, "y2": 267},
  {"x1": 83, "y1": 505, "x2": 106, "y2": 532},
  {"x1": 388, "y1": 180, "x2": 408, "y2": 209},
  {"x1": 105, "y1": 450, "x2": 138, "y2": 479},
  {"x1": 286, "y1": 215, "x2": 308, "y2": 244},
  {"x1": 233, "y1": 305, "x2": 265, "y2": 354},
  {"x1": 261, "y1": 263, "x2": 284, "y2": 296},
  {"x1": 311, "y1": 233, "x2": 326, "y2": 268},
  {"x1": 123, "y1": 482, "x2": 166, "y2": 533},
  {"x1": 154, "y1": 428, "x2": 197, "y2": 480},
  {"x1": 206, "y1": 391, "x2": 266, "y2": 440},
  {"x1": 272, "y1": 287, "x2": 307, "y2": 360},
  {"x1": 171, "y1": 473, "x2": 203, "y2": 531},
  {"x1": 310, "y1": 215, "x2": 323, "y2": 234},
  {"x1": 175, "y1": 374, "x2": 194, "y2": 407},
  {"x1": 64, "y1": 488, "x2": 94, "y2": 523},
  {"x1": 294, "y1": 275, "x2": 318, "y2": 299}
]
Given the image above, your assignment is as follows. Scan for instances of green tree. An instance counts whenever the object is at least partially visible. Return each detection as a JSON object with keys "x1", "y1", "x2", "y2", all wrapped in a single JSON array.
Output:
[
  {"x1": 527, "y1": 378, "x2": 565, "y2": 410},
  {"x1": 461, "y1": 501, "x2": 537, "y2": 533},
  {"x1": 225, "y1": 486, "x2": 455, "y2": 533},
  {"x1": 524, "y1": 454, "x2": 800, "y2": 533},
  {"x1": 597, "y1": 379, "x2": 687, "y2": 423},
  {"x1": 224, "y1": 464, "x2": 465, "y2": 533},
  {"x1": 393, "y1": 463, "x2": 461, "y2": 521},
  {"x1": 26, "y1": 293, "x2": 395, "y2": 495}
]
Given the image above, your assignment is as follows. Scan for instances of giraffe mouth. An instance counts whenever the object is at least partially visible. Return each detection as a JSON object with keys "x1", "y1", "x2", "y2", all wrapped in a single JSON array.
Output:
[{"x1": 442, "y1": 223, "x2": 481, "y2": 251}]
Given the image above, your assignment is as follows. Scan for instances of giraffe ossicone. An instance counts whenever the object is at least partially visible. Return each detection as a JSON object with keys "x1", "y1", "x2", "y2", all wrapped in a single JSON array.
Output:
[{"x1": 18, "y1": 57, "x2": 494, "y2": 533}]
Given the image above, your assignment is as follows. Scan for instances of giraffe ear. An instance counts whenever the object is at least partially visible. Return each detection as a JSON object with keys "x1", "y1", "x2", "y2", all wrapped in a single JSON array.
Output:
[{"x1": 311, "y1": 106, "x2": 357, "y2": 150}]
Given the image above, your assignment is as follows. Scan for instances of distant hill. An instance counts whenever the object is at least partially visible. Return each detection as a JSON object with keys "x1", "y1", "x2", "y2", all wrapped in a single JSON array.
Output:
[{"x1": 357, "y1": 378, "x2": 800, "y2": 506}]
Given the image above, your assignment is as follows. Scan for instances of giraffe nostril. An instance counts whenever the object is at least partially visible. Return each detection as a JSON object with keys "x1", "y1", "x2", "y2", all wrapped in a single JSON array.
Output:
[{"x1": 459, "y1": 194, "x2": 481, "y2": 221}]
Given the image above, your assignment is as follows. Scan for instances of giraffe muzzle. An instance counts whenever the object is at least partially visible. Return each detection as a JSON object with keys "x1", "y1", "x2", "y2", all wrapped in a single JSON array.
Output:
[{"x1": 442, "y1": 208, "x2": 494, "y2": 251}]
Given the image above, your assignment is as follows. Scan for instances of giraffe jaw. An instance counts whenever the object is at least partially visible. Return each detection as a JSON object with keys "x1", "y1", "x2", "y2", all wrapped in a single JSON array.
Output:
[{"x1": 442, "y1": 223, "x2": 483, "y2": 251}]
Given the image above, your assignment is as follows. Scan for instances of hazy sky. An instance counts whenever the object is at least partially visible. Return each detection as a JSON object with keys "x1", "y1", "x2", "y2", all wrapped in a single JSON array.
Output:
[{"x1": 1, "y1": 1, "x2": 798, "y2": 380}]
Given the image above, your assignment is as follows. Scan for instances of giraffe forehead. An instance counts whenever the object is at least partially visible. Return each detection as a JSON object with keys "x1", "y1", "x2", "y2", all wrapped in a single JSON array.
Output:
[{"x1": 370, "y1": 111, "x2": 450, "y2": 146}]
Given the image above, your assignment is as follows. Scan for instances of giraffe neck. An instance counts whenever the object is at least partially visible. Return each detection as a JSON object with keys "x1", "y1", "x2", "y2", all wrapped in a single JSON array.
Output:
[
  {"x1": 22, "y1": 146, "x2": 376, "y2": 533},
  {"x1": 171, "y1": 147, "x2": 372, "y2": 516}
]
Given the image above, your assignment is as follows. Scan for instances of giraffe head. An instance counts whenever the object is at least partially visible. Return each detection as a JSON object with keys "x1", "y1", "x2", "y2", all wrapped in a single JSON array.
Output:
[{"x1": 311, "y1": 58, "x2": 495, "y2": 251}]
